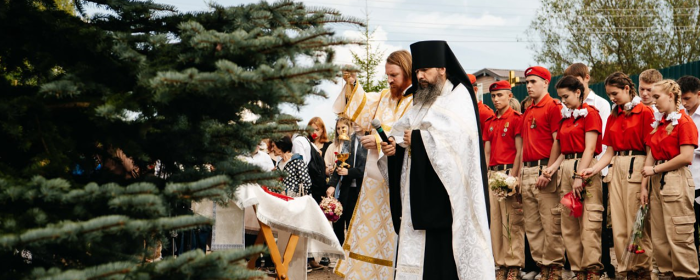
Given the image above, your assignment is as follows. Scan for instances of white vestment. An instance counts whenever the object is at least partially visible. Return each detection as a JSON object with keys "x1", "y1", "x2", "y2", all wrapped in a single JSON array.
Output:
[
  {"x1": 381, "y1": 80, "x2": 495, "y2": 280},
  {"x1": 332, "y1": 82, "x2": 413, "y2": 279}
]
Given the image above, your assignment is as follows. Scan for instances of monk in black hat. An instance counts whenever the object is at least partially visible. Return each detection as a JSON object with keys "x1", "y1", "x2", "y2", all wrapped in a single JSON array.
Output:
[{"x1": 379, "y1": 40, "x2": 494, "y2": 279}]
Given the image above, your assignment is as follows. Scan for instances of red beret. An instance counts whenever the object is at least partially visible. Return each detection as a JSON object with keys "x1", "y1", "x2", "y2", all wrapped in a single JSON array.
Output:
[
  {"x1": 467, "y1": 73, "x2": 476, "y2": 84},
  {"x1": 525, "y1": 66, "x2": 551, "y2": 82},
  {"x1": 489, "y1": 80, "x2": 511, "y2": 92}
]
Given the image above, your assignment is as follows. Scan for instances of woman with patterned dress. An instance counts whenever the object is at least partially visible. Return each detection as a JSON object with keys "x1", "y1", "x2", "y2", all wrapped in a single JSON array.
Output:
[{"x1": 271, "y1": 135, "x2": 312, "y2": 197}]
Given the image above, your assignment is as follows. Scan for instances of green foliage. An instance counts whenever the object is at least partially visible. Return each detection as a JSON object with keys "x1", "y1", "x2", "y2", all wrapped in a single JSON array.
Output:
[
  {"x1": 350, "y1": 18, "x2": 385, "y2": 93},
  {"x1": 528, "y1": 0, "x2": 700, "y2": 82},
  {"x1": 0, "y1": 0, "x2": 361, "y2": 279}
]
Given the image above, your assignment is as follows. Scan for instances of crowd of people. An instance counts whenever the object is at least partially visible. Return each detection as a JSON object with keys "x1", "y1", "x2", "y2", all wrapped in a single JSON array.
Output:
[{"x1": 248, "y1": 41, "x2": 700, "y2": 280}]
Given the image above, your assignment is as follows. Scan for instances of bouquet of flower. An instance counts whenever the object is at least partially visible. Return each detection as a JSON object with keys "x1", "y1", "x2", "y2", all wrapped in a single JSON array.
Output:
[
  {"x1": 489, "y1": 172, "x2": 518, "y2": 201},
  {"x1": 622, "y1": 205, "x2": 649, "y2": 267},
  {"x1": 320, "y1": 196, "x2": 343, "y2": 222}
]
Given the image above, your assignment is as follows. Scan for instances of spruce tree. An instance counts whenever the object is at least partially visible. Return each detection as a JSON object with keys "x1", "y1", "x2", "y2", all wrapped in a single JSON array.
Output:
[{"x1": 0, "y1": 0, "x2": 360, "y2": 279}]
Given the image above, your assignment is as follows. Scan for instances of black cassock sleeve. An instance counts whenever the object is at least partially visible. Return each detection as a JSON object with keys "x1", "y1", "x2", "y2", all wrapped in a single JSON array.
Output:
[
  {"x1": 409, "y1": 130, "x2": 453, "y2": 230},
  {"x1": 388, "y1": 144, "x2": 405, "y2": 235}
]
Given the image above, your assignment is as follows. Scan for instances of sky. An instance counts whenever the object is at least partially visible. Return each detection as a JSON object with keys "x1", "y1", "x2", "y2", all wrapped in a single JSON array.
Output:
[{"x1": 89, "y1": 0, "x2": 542, "y2": 128}]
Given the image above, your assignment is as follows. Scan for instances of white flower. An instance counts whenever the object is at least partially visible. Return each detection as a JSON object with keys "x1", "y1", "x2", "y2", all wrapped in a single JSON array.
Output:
[
  {"x1": 561, "y1": 107, "x2": 572, "y2": 118},
  {"x1": 572, "y1": 108, "x2": 588, "y2": 119},
  {"x1": 651, "y1": 111, "x2": 664, "y2": 129},
  {"x1": 666, "y1": 111, "x2": 681, "y2": 126},
  {"x1": 613, "y1": 96, "x2": 641, "y2": 111},
  {"x1": 505, "y1": 176, "x2": 518, "y2": 188}
]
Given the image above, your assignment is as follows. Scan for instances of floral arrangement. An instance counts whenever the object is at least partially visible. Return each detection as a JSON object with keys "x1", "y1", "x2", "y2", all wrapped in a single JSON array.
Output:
[
  {"x1": 622, "y1": 205, "x2": 649, "y2": 266},
  {"x1": 320, "y1": 196, "x2": 343, "y2": 222},
  {"x1": 488, "y1": 171, "x2": 518, "y2": 201}
]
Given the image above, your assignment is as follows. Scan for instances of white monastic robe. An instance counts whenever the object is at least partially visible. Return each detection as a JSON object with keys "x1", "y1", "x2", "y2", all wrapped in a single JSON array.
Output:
[
  {"x1": 382, "y1": 80, "x2": 494, "y2": 280},
  {"x1": 333, "y1": 82, "x2": 413, "y2": 279}
]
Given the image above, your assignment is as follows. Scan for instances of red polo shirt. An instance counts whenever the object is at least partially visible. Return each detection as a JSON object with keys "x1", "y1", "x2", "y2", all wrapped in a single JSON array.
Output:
[
  {"x1": 521, "y1": 94, "x2": 563, "y2": 162},
  {"x1": 647, "y1": 111, "x2": 699, "y2": 161},
  {"x1": 602, "y1": 103, "x2": 655, "y2": 152},
  {"x1": 483, "y1": 107, "x2": 523, "y2": 166},
  {"x1": 479, "y1": 101, "x2": 495, "y2": 130},
  {"x1": 557, "y1": 103, "x2": 603, "y2": 155}
]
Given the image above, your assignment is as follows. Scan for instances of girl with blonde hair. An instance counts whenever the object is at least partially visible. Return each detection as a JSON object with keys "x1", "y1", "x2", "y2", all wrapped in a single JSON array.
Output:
[{"x1": 640, "y1": 79, "x2": 699, "y2": 279}]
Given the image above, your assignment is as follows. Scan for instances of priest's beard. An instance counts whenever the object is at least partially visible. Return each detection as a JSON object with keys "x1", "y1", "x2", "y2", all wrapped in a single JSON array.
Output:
[{"x1": 414, "y1": 79, "x2": 444, "y2": 108}]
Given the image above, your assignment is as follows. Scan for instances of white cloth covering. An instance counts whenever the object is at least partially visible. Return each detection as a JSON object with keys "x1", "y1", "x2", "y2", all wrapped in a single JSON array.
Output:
[{"x1": 234, "y1": 183, "x2": 344, "y2": 259}]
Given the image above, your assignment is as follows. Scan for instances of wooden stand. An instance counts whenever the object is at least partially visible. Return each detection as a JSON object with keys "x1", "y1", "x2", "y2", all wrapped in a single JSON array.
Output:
[{"x1": 247, "y1": 206, "x2": 300, "y2": 280}]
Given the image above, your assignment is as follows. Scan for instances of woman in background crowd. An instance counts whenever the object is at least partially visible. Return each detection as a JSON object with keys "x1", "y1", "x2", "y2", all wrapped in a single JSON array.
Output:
[
  {"x1": 308, "y1": 117, "x2": 332, "y2": 158},
  {"x1": 324, "y1": 118, "x2": 352, "y2": 176},
  {"x1": 509, "y1": 96, "x2": 522, "y2": 113},
  {"x1": 640, "y1": 80, "x2": 699, "y2": 280},
  {"x1": 520, "y1": 96, "x2": 532, "y2": 114},
  {"x1": 271, "y1": 135, "x2": 312, "y2": 197}
]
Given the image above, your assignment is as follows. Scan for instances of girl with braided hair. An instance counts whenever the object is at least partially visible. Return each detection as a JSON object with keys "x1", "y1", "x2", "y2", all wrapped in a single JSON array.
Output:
[
  {"x1": 639, "y1": 79, "x2": 699, "y2": 279},
  {"x1": 581, "y1": 72, "x2": 656, "y2": 279}
]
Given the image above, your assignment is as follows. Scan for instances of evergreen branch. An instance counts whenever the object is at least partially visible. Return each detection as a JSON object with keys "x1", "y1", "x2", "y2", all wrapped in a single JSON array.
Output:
[
  {"x1": 45, "y1": 102, "x2": 91, "y2": 108},
  {"x1": 34, "y1": 116, "x2": 50, "y2": 155},
  {"x1": 262, "y1": 69, "x2": 332, "y2": 81}
]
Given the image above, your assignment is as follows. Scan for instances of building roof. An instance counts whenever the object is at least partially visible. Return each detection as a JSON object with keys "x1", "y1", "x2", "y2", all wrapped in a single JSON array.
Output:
[{"x1": 473, "y1": 68, "x2": 525, "y2": 79}]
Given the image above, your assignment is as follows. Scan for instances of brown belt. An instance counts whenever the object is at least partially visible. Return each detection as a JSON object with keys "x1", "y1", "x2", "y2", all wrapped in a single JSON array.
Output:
[
  {"x1": 615, "y1": 150, "x2": 645, "y2": 156},
  {"x1": 523, "y1": 159, "x2": 549, "y2": 167},
  {"x1": 489, "y1": 164, "x2": 513, "y2": 171},
  {"x1": 564, "y1": 153, "x2": 584, "y2": 160}
]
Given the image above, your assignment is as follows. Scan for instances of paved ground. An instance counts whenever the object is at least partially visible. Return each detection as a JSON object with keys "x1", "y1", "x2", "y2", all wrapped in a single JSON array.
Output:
[
  {"x1": 308, "y1": 267, "x2": 342, "y2": 280},
  {"x1": 287, "y1": 248, "x2": 669, "y2": 279}
]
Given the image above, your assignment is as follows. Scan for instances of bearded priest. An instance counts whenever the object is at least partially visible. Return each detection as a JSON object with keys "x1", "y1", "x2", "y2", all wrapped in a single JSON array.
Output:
[
  {"x1": 379, "y1": 40, "x2": 494, "y2": 279},
  {"x1": 332, "y1": 50, "x2": 414, "y2": 279}
]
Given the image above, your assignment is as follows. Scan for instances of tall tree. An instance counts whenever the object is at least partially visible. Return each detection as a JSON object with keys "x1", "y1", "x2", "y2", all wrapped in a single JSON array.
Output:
[
  {"x1": 350, "y1": 4, "x2": 385, "y2": 93},
  {"x1": 528, "y1": 0, "x2": 700, "y2": 82},
  {"x1": 0, "y1": 0, "x2": 360, "y2": 279}
]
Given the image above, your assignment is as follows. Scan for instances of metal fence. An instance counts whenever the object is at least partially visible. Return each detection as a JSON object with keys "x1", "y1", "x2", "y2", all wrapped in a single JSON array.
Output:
[{"x1": 482, "y1": 60, "x2": 700, "y2": 111}]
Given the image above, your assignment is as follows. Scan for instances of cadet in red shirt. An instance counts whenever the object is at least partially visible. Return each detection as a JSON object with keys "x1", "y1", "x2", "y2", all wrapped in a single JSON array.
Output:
[
  {"x1": 640, "y1": 80, "x2": 699, "y2": 279},
  {"x1": 519, "y1": 66, "x2": 565, "y2": 280},
  {"x1": 470, "y1": 73, "x2": 495, "y2": 129},
  {"x1": 581, "y1": 72, "x2": 655, "y2": 279},
  {"x1": 544, "y1": 76, "x2": 603, "y2": 280},
  {"x1": 482, "y1": 80, "x2": 524, "y2": 279}
]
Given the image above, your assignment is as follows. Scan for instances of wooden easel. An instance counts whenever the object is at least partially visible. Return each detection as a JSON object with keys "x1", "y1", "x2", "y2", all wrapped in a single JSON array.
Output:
[{"x1": 247, "y1": 206, "x2": 300, "y2": 280}]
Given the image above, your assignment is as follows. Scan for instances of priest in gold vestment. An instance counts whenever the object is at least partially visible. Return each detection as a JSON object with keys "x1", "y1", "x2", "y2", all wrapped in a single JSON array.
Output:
[{"x1": 333, "y1": 50, "x2": 413, "y2": 279}]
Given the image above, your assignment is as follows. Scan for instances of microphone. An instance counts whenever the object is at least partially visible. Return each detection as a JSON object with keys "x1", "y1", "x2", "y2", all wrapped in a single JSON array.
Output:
[{"x1": 371, "y1": 119, "x2": 390, "y2": 143}]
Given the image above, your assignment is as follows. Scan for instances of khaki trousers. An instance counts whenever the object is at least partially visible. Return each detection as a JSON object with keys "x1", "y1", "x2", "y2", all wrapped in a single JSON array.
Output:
[
  {"x1": 559, "y1": 158, "x2": 603, "y2": 272},
  {"x1": 521, "y1": 165, "x2": 565, "y2": 266},
  {"x1": 609, "y1": 155, "x2": 653, "y2": 273},
  {"x1": 489, "y1": 170, "x2": 526, "y2": 268},
  {"x1": 649, "y1": 166, "x2": 699, "y2": 278}
]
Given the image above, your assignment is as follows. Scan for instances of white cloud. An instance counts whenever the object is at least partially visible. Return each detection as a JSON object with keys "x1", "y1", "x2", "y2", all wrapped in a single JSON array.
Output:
[{"x1": 406, "y1": 12, "x2": 507, "y2": 29}]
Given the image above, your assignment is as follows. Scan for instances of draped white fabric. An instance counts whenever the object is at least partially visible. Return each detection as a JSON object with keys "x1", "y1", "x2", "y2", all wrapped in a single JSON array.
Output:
[{"x1": 382, "y1": 80, "x2": 495, "y2": 280}]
